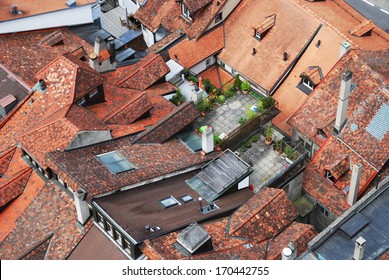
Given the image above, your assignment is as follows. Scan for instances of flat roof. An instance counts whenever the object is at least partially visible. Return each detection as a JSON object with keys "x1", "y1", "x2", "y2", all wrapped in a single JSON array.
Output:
[{"x1": 94, "y1": 171, "x2": 254, "y2": 243}]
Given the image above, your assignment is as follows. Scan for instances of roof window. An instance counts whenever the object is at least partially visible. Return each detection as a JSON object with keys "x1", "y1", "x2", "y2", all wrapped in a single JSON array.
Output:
[
  {"x1": 96, "y1": 151, "x2": 135, "y2": 174},
  {"x1": 180, "y1": 195, "x2": 193, "y2": 203},
  {"x1": 160, "y1": 196, "x2": 180, "y2": 209},
  {"x1": 254, "y1": 14, "x2": 276, "y2": 41}
]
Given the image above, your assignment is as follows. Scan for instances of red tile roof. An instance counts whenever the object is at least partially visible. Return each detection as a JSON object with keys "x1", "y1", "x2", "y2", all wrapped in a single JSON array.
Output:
[
  {"x1": 133, "y1": 101, "x2": 199, "y2": 144},
  {"x1": 184, "y1": 0, "x2": 213, "y2": 14},
  {"x1": 168, "y1": 25, "x2": 224, "y2": 68},
  {"x1": 0, "y1": 181, "x2": 93, "y2": 259},
  {"x1": 98, "y1": 49, "x2": 110, "y2": 63},
  {"x1": 303, "y1": 136, "x2": 377, "y2": 217},
  {"x1": 0, "y1": 168, "x2": 32, "y2": 208},
  {"x1": 47, "y1": 137, "x2": 215, "y2": 198},
  {"x1": 228, "y1": 188, "x2": 297, "y2": 239},
  {"x1": 289, "y1": 49, "x2": 389, "y2": 147},
  {"x1": 0, "y1": 147, "x2": 16, "y2": 177},
  {"x1": 19, "y1": 234, "x2": 53, "y2": 260},
  {"x1": 218, "y1": 0, "x2": 321, "y2": 92},
  {"x1": 115, "y1": 54, "x2": 170, "y2": 90}
]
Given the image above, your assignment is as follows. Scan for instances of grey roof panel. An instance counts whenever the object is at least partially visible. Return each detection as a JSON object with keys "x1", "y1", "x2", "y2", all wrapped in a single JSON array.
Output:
[
  {"x1": 365, "y1": 103, "x2": 389, "y2": 140},
  {"x1": 339, "y1": 212, "x2": 369, "y2": 238},
  {"x1": 118, "y1": 30, "x2": 142, "y2": 44},
  {"x1": 176, "y1": 222, "x2": 211, "y2": 254},
  {"x1": 116, "y1": 48, "x2": 136, "y2": 62}
]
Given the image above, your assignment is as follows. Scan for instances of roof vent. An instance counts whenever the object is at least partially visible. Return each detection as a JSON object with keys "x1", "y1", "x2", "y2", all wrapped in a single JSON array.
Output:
[
  {"x1": 66, "y1": 0, "x2": 77, "y2": 8},
  {"x1": 252, "y1": 48, "x2": 257, "y2": 56},
  {"x1": 144, "y1": 225, "x2": 161, "y2": 233},
  {"x1": 283, "y1": 52, "x2": 288, "y2": 61},
  {"x1": 10, "y1": 4, "x2": 21, "y2": 15},
  {"x1": 39, "y1": 79, "x2": 47, "y2": 91}
]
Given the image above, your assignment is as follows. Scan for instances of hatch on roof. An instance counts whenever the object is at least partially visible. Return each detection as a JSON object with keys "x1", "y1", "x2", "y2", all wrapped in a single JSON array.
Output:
[
  {"x1": 339, "y1": 212, "x2": 370, "y2": 239},
  {"x1": 96, "y1": 151, "x2": 135, "y2": 174},
  {"x1": 366, "y1": 103, "x2": 389, "y2": 141},
  {"x1": 176, "y1": 222, "x2": 211, "y2": 255}
]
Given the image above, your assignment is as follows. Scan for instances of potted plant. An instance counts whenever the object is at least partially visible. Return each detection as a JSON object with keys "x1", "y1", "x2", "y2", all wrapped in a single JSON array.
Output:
[
  {"x1": 203, "y1": 78, "x2": 212, "y2": 93},
  {"x1": 284, "y1": 146, "x2": 298, "y2": 163},
  {"x1": 265, "y1": 123, "x2": 273, "y2": 145},
  {"x1": 241, "y1": 80, "x2": 250, "y2": 94},
  {"x1": 274, "y1": 139, "x2": 284, "y2": 156},
  {"x1": 187, "y1": 75, "x2": 198, "y2": 86},
  {"x1": 233, "y1": 74, "x2": 242, "y2": 90}
]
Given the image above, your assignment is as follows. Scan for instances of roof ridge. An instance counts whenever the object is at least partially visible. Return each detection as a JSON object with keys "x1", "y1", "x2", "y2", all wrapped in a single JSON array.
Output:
[
  {"x1": 116, "y1": 54, "x2": 159, "y2": 86},
  {"x1": 103, "y1": 91, "x2": 145, "y2": 122},
  {"x1": 229, "y1": 189, "x2": 284, "y2": 235},
  {"x1": 0, "y1": 167, "x2": 32, "y2": 191},
  {"x1": 131, "y1": 101, "x2": 194, "y2": 144}
]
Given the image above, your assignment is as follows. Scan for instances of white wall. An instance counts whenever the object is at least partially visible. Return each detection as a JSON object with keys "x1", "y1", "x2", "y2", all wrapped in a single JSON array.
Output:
[
  {"x1": 191, "y1": 55, "x2": 216, "y2": 75},
  {"x1": 119, "y1": 0, "x2": 139, "y2": 14},
  {"x1": 238, "y1": 176, "x2": 250, "y2": 190},
  {"x1": 0, "y1": 4, "x2": 94, "y2": 34},
  {"x1": 141, "y1": 25, "x2": 155, "y2": 47},
  {"x1": 206, "y1": 0, "x2": 241, "y2": 32}
]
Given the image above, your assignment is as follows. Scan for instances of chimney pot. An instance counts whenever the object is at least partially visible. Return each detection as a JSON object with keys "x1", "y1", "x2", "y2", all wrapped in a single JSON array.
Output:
[
  {"x1": 283, "y1": 52, "x2": 288, "y2": 61},
  {"x1": 339, "y1": 41, "x2": 351, "y2": 58},
  {"x1": 202, "y1": 126, "x2": 214, "y2": 154},
  {"x1": 74, "y1": 188, "x2": 89, "y2": 225},
  {"x1": 353, "y1": 236, "x2": 366, "y2": 260},
  {"x1": 10, "y1": 4, "x2": 19, "y2": 15},
  {"x1": 38, "y1": 79, "x2": 47, "y2": 91},
  {"x1": 334, "y1": 70, "x2": 353, "y2": 134}
]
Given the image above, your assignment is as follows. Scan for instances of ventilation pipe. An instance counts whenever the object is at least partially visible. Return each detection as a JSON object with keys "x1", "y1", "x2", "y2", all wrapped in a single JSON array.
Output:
[
  {"x1": 334, "y1": 70, "x2": 352, "y2": 135},
  {"x1": 38, "y1": 79, "x2": 47, "y2": 91},
  {"x1": 202, "y1": 126, "x2": 214, "y2": 154},
  {"x1": 282, "y1": 240, "x2": 297, "y2": 260},
  {"x1": 108, "y1": 41, "x2": 116, "y2": 64},
  {"x1": 353, "y1": 236, "x2": 366, "y2": 260},
  {"x1": 347, "y1": 163, "x2": 363, "y2": 206},
  {"x1": 74, "y1": 188, "x2": 90, "y2": 225}
]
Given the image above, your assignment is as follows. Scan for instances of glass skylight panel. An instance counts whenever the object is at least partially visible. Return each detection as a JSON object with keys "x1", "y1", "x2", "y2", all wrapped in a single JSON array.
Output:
[
  {"x1": 160, "y1": 196, "x2": 178, "y2": 209},
  {"x1": 96, "y1": 151, "x2": 135, "y2": 174},
  {"x1": 366, "y1": 103, "x2": 389, "y2": 141},
  {"x1": 181, "y1": 195, "x2": 193, "y2": 203}
]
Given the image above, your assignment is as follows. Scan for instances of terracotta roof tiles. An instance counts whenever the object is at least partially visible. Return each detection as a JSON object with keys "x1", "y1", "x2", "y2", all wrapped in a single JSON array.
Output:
[
  {"x1": 184, "y1": 0, "x2": 213, "y2": 14},
  {"x1": 0, "y1": 147, "x2": 16, "y2": 176},
  {"x1": 98, "y1": 49, "x2": 110, "y2": 63},
  {"x1": 168, "y1": 25, "x2": 224, "y2": 69},
  {"x1": 0, "y1": 168, "x2": 32, "y2": 208},
  {"x1": 115, "y1": 54, "x2": 170, "y2": 90},
  {"x1": 133, "y1": 101, "x2": 199, "y2": 144}
]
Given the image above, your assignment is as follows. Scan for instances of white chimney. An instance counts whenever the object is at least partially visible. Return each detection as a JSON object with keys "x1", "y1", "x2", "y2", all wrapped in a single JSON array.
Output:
[
  {"x1": 74, "y1": 188, "x2": 90, "y2": 225},
  {"x1": 347, "y1": 163, "x2": 363, "y2": 206},
  {"x1": 282, "y1": 240, "x2": 297, "y2": 260},
  {"x1": 339, "y1": 41, "x2": 351, "y2": 58},
  {"x1": 353, "y1": 236, "x2": 366, "y2": 260},
  {"x1": 94, "y1": 36, "x2": 106, "y2": 55},
  {"x1": 202, "y1": 126, "x2": 214, "y2": 154},
  {"x1": 334, "y1": 70, "x2": 352, "y2": 134}
]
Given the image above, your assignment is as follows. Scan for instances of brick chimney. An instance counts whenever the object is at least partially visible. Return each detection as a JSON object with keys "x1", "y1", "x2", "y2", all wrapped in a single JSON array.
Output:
[
  {"x1": 353, "y1": 236, "x2": 366, "y2": 260},
  {"x1": 334, "y1": 70, "x2": 352, "y2": 135},
  {"x1": 339, "y1": 41, "x2": 351, "y2": 58},
  {"x1": 347, "y1": 163, "x2": 363, "y2": 206},
  {"x1": 202, "y1": 126, "x2": 214, "y2": 154},
  {"x1": 74, "y1": 188, "x2": 90, "y2": 225}
]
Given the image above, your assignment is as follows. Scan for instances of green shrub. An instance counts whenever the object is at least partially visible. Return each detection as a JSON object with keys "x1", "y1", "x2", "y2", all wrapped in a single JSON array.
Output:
[
  {"x1": 234, "y1": 74, "x2": 242, "y2": 89},
  {"x1": 181, "y1": 68, "x2": 190, "y2": 78},
  {"x1": 170, "y1": 89, "x2": 186, "y2": 106},
  {"x1": 261, "y1": 96, "x2": 275, "y2": 109},
  {"x1": 218, "y1": 95, "x2": 225, "y2": 103},
  {"x1": 188, "y1": 75, "x2": 198, "y2": 83},
  {"x1": 213, "y1": 134, "x2": 221, "y2": 145},
  {"x1": 241, "y1": 80, "x2": 250, "y2": 91},
  {"x1": 245, "y1": 141, "x2": 252, "y2": 148},
  {"x1": 203, "y1": 78, "x2": 211, "y2": 87},
  {"x1": 224, "y1": 89, "x2": 234, "y2": 98},
  {"x1": 284, "y1": 146, "x2": 298, "y2": 160},
  {"x1": 251, "y1": 135, "x2": 258, "y2": 142},
  {"x1": 240, "y1": 146, "x2": 247, "y2": 153},
  {"x1": 238, "y1": 116, "x2": 247, "y2": 124},
  {"x1": 245, "y1": 108, "x2": 257, "y2": 119}
]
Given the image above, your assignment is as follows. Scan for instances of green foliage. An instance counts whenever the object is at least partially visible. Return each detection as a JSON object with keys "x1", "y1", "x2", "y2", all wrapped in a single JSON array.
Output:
[
  {"x1": 213, "y1": 134, "x2": 221, "y2": 145},
  {"x1": 203, "y1": 78, "x2": 212, "y2": 87},
  {"x1": 250, "y1": 90, "x2": 264, "y2": 101},
  {"x1": 245, "y1": 141, "x2": 252, "y2": 148},
  {"x1": 240, "y1": 146, "x2": 247, "y2": 153},
  {"x1": 218, "y1": 95, "x2": 225, "y2": 103},
  {"x1": 265, "y1": 123, "x2": 273, "y2": 139},
  {"x1": 262, "y1": 96, "x2": 275, "y2": 109},
  {"x1": 187, "y1": 75, "x2": 198, "y2": 83},
  {"x1": 199, "y1": 126, "x2": 208, "y2": 133},
  {"x1": 241, "y1": 80, "x2": 250, "y2": 91},
  {"x1": 238, "y1": 116, "x2": 247, "y2": 124},
  {"x1": 170, "y1": 89, "x2": 186, "y2": 106},
  {"x1": 284, "y1": 146, "x2": 298, "y2": 160},
  {"x1": 181, "y1": 68, "x2": 190, "y2": 77},
  {"x1": 245, "y1": 108, "x2": 258, "y2": 120},
  {"x1": 251, "y1": 135, "x2": 258, "y2": 142},
  {"x1": 233, "y1": 74, "x2": 242, "y2": 89}
]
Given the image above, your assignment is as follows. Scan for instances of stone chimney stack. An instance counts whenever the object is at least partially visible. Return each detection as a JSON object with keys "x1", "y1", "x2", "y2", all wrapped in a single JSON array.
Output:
[
  {"x1": 334, "y1": 70, "x2": 352, "y2": 135},
  {"x1": 347, "y1": 163, "x2": 363, "y2": 206},
  {"x1": 353, "y1": 236, "x2": 366, "y2": 260},
  {"x1": 202, "y1": 126, "x2": 214, "y2": 154},
  {"x1": 339, "y1": 41, "x2": 351, "y2": 58},
  {"x1": 74, "y1": 188, "x2": 90, "y2": 225},
  {"x1": 94, "y1": 36, "x2": 106, "y2": 55}
]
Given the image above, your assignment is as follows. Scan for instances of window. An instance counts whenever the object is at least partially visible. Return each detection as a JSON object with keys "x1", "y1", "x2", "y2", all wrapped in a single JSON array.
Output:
[
  {"x1": 205, "y1": 58, "x2": 211, "y2": 68},
  {"x1": 180, "y1": 195, "x2": 193, "y2": 203},
  {"x1": 96, "y1": 151, "x2": 135, "y2": 174},
  {"x1": 181, "y1": 3, "x2": 191, "y2": 20},
  {"x1": 77, "y1": 97, "x2": 86, "y2": 106},
  {"x1": 219, "y1": 60, "x2": 225, "y2": 68},
  {"x1": 231, "y1": 68, "x2": 237, "y2": 76},
  {"x1": 97, "y1": 212, "x2": 105, "y2": 227},
  {"x1": 106, "y1": 221, "x2": 114, "y2": 236},
  {"x1": 350, "y1": 83, "x2": 357, "y2": 92},
  {"x1": 215, "y1": 12, "x2": 223, "y2": 23},
  {"x1": 319, "y1": 205, "x2": 329, "y2": 217},
  {"x1": 114, "y1": 230, "x2": 123, "y2": 246},
  {"x1": 302, "y1": 78, "x2": 314, "y2": 90},
  {"x1": 160, "y1": 196, "x2": 179, "y2": 208},
  {"x1": 325, "y1": 170, "x2": 335, "y2": 183},
  {"x1": 89, "y1": 89, "x2": 99, "y2": 99},
  {"x1": 255, "y1": 30, "x2": 262, "y2": 40},
  {"x1": 124, "y1": 239, "x2": 132, "y2": 255},
  {"x1": 317, "y1": 129, "x2": 327, "y2": 139}
]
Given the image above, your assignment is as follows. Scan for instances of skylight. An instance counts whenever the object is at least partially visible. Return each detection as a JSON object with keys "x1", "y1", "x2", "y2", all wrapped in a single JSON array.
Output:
[
  {"x1": 181, "y1": 195, "x2": 193, "y2": 203},
  {"x1": 160, "y1": 196, "x2": 179, "y2": 209},
  {"x1": 96, "y1": 151, "x2": 135, "y2": 174}
]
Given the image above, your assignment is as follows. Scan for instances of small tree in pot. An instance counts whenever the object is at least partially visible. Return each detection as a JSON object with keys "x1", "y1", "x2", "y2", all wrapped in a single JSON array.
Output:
[{"x1": 265, "y1": 123, "x2": 273, "y2": 145}]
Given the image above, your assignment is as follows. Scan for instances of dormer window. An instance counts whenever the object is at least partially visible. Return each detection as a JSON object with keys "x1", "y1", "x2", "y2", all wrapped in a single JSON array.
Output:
[
  {"x1": 182, "y1": 3, "x2": 191, "y2": 20},
  {"x1": 325, "y1": 170, "x2": 335, "y2": 183},
  {"x1": 253, "y1": 14, "x2": 276, "y2": 41},
  {"x1": 298, "y1": 66, "x2": 323, "y2": 95},
  {"x1": 215, "y1": 12, "x2": 223, "y2": 23},
  {"x1": 317, "y1": 128, "x2": 327, "y2": 139}
]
